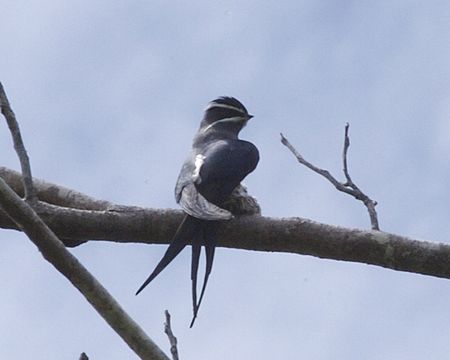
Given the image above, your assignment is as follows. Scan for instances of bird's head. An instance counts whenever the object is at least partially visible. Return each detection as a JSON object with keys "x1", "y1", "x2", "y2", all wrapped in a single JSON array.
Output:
[{"x1": 200, "y1": 96, "x2": 253, "y2": 135}]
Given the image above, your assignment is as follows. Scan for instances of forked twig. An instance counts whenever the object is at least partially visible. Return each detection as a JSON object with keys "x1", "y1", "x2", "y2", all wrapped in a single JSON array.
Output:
[{"x1": 281, "y1": 124, "x2": 379, "y2": 230}]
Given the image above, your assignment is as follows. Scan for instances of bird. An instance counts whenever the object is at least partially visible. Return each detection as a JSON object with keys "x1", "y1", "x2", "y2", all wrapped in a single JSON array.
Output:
[{"x1": 136, "y1": 96, "x2": 259, "y2": 327}]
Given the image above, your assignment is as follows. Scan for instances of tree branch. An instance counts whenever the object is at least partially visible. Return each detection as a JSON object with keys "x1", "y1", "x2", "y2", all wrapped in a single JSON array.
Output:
[
  {"x1": 0, "y1": 82, "x2": 36, "y2": 202},
  {"x1": 0, "y1": 83, "x2": 169, "y2": 360},
  {"x1": 0, "y1": 177, "x2": 170, "y2": 360},
  {"x1": 0, "y1": 170, "x2": 448, "y2": 281},
  {"x1": 0, "y1": 166, "x2": 113, "y2": 210},
  {"x1": 280, "y1": 127, "x2": 380, "y2": 230}
]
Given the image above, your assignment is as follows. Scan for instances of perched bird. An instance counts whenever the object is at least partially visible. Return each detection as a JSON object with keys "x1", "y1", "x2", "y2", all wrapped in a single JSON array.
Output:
[{"x1": 136, "y1": 96, "x2": 259, "y2": 327}]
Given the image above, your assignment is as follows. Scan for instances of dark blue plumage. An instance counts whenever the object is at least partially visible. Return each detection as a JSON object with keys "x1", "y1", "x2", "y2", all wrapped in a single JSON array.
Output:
[{"x1": 136, "y1": 97, "x2": 259, "y2": 327}]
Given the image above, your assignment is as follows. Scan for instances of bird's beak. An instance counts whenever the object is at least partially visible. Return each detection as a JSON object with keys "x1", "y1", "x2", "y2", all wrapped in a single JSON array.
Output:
[{"x1": 247, "y1": 114, "x2": 254, "y2": 120}]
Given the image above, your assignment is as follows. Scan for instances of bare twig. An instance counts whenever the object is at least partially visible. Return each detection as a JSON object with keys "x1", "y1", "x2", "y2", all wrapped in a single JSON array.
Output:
[
  {"x1": 342, "y1": 123, "x2": 352, "y2": 185},
  {"x1": 0, "y1": 177, "x2": 170, "y2": 360},
  {"x1": 0, "y1": 82, "x2": 36, "y2": 202},
  {"x1": 280, "y1": 125, "x2": 379, "y2": 230},
  {"x1": 164, "y1": 310, "x2": 179, "y2": 360},
  {"x1": 341, "y1": 124, "x2": 379, "y2": 229}
]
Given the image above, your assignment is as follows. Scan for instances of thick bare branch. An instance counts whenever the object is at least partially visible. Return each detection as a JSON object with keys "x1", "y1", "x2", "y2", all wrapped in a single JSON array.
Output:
[
  {"x1": 0, "y1": 182, "x2": 448, "y2": 281},
  {"x1": 0, "y1": 83, "x2": 36, "y2": 202},
  {"x1": 164, "y1": 311, "x2": 179, "y2": 360},
  {"x1": 0, "y1": 177, "x2": 169, "y2": 360},
  {"x1": 280, "y1": 128, "x2": 379, "y2": 230}
]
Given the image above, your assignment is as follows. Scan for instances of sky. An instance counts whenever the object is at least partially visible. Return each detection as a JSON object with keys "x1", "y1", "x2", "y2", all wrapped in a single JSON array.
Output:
[{"x1": 1, "y1": 1, "x2": 450, "y2": 359}]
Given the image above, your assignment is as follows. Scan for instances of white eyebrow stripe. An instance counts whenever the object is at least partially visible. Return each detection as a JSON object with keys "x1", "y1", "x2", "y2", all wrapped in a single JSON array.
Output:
[
  {"x1": 205, "y1": 102, "x2": 246, "y2": 114},
  {"x1": 202, "y1": 116, "x2": 245, "y2": 132}
]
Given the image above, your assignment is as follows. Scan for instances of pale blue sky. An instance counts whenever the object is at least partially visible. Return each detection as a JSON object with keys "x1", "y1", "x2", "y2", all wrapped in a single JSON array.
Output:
[{"x1": 1, "y1": 1, "x2": 450, "y2": 359}]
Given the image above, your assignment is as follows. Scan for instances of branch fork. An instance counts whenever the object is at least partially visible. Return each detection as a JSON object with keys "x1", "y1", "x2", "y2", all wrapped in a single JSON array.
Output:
[
  {"x1": 0, "y1": 82, "x2": 170, "y2": 360},
  {"x1": 281, "y1": 123, "x2": 379, "y2": 230}
]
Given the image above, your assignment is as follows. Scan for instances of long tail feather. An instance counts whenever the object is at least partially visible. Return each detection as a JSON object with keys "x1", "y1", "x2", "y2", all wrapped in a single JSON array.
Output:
[
  {"x1": 191, "y1": 234, "x2": 202, "y2": 317},
  {"x1": 190, "y1": 222, "x2": 218, "y2": 327},
  {"x1": 136, "y1": 215, "x2": 199, "y2": 295}
]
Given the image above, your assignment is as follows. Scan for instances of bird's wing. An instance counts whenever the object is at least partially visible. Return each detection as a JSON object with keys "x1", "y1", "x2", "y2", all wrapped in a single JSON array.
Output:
[
  {"x1": 188, "y1": 140, "x2": 259, "y2": 326},
  {"x1": 176, "y1": 140, "x2": 259, "y2": 221},
  {"x1": 195, "y1": 140, "x2": 260, "y2": 203},
  {"x1": 175, "y1": 149, "x2": 234, "y2": 221}
]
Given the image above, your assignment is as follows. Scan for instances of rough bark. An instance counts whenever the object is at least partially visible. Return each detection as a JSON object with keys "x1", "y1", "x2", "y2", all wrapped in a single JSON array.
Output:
[{"x1": 1, "y1": 167, "x2": 449, "y2": 282}]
